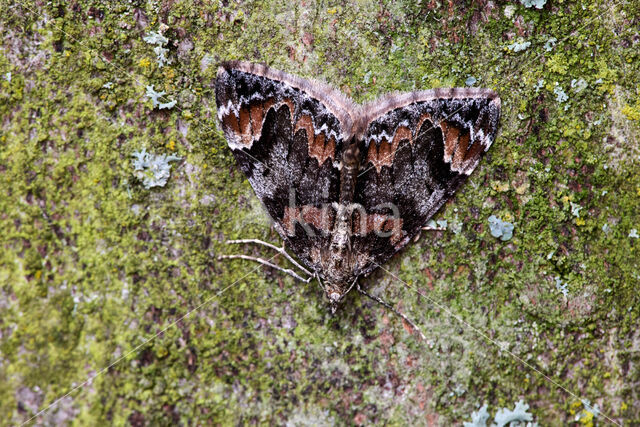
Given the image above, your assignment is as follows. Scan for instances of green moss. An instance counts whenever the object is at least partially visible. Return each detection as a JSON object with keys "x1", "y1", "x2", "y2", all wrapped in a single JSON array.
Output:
[{"x1": 0, "y1": 0, "x2": 639, "y2": 424}]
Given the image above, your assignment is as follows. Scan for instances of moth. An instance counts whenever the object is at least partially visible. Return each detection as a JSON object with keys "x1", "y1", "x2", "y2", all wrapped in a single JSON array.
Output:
[{"x1": 216, "y1": 61, "x2": 500, "y2": 332}]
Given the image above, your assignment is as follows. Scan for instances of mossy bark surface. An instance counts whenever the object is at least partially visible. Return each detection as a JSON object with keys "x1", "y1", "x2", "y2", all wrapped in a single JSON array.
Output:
[{"x1": 1, "y1": 0, "x2": 639, "y2": 425}]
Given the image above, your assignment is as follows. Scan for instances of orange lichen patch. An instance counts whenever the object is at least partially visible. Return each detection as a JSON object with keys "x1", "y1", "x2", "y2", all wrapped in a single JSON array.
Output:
[
  {"x1": 238, "y1": 106, "x2": 252, "y2": 145},
  {"x1": 282, "y1": 205, "x2": 335, "y2": 235},
  {"x1": 353, "y1": 212, "x2": 403, "y2": 245}
]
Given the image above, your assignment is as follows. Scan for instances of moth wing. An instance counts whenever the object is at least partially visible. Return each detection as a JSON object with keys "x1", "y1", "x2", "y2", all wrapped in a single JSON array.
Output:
[
  {"x1": 215, "y1": 62, "x2": 356, "y2": 272},
  {"x1": 352, "y1": 89, "x2": 501, "y2": 275}
]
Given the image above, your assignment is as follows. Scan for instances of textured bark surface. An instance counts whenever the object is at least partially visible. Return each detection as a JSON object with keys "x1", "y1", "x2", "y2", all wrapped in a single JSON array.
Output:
[{"x1": 1, "y1": 0, "x2": 638, "y2": 425}]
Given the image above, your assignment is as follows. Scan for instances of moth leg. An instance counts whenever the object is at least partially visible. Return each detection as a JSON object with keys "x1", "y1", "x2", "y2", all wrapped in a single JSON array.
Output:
[
  {"x1": 343, "y1": 277, "x2": 358, "y2": 299},
  {"x1": 218, "y1": 253, "x2": 313, "y2": 283},
  {"x1": 356, "y1": 284, "x2": 426, "y2": 341},
  {"x1": 316, "y1": 274, "x2": 326, "y2": 294},
  {"x1": 225, "y1": 239, "x2": 313, "y2": 277}
]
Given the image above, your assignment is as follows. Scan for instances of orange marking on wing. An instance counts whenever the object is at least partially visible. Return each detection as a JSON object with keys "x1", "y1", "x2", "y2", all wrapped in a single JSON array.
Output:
[
  {"x1": 296, "y1": 113, "x2": 315, "y2": 147},
  {"x1": 460, "y1": 135, "x2": 485, "y2": 171},
  {"x1": 465, "y1": 136, "x2": 484, "y2": 161},
  {"x1": 414, "y1": 114, "x2": 433, "y2": 139},
  {"x1": 309, "y1": 131, "x2": 324, "y2": 161},
  {"x1": 366, "y1": 125, "x2": 413, "y2": 172},
  {"x1": 263, "y1": 98, "x2": 275, "y2": 113},
  {"x1": 302, "y1": 205, "x2": 334, "y2": 232},
  {"x1": 441, "y1": 121, "x2": 459, "y2": 163},
  {"x1": 295, "y1": 115, "x2": 336, "y2": 165},
  {"x1": 383, "y1": 217, "x2": 403, "y2": 245},
  {"x1": 366, "y1": 140, "x2": 377, "y2": 167},
  {"x1": 249, "y1": 102, "x2": 265, "y2": 141},
  {"x1": 238, "y1": 107, "x2": 252, "y2": 145},
  {"x1": 221, "y1": 110, "x2": 246, "y2": 147},
  {"x1": 392, "y1": 126, "x2": 412, "y2": 146},
  {"x1": 391, "y1": 126, "x2": 412, "y2": 160},
  {"x1": 278, "y1": 98, "x2": 295, "y2": 121},
  {"x1": 452, "y1": 132, "x2": 470, "y2": 169},
  {"x1": 366, "y1": 137, "x2": 392, "y2": 171},
  {"x1": 324, "y1": 135, "x2": 336, "y2": 164},
  {"x1": 222, "y1": 112, "x2": 240, "y2": 135},
  {"x1": 301, "y1": 206, "x2": 322, "y2": 229}
]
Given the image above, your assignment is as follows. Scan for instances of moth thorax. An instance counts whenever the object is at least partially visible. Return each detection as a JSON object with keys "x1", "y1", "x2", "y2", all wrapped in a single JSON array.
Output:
[
  {"x1": 339, "y1": 141, "x2": 361, "y2": 204},
  {"x1": 342, "y1": 142, "x2": 360, "y2": 168}
]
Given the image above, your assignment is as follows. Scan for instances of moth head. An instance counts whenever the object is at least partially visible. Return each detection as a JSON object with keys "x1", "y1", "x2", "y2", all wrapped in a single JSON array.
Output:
[
  {"x1": 324, "y1": 283, "x2": 345, "y2": 314},
  {"x1": 328, "y1": 291, "x2": 342, "y2": 314},
  {"x1": 324, "y1": 279, "x2": 357, "y2": 314}
]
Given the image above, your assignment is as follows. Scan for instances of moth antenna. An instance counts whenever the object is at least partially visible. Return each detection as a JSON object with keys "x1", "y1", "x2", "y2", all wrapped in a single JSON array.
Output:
[
  {"x1": 218, "y1": 254, "x2": 313, "y2": 283},
  {"x1": 356, "y1": 284, "x2": 426, "y2": 340},
  {"x1": 225, "y1": 239, "x2": 313, "y2": 276},
  {"x1": 342, "y1": 277, "x2": 358, "y2": 299}
]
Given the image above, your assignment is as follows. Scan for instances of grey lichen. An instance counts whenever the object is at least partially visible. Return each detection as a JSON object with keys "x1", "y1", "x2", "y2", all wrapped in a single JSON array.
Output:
[
  {"x1": 145, "y1": 85, "x2": 177, "y2": 110},
  {"x1": 464, "y1": 400, "x2": 536, "y2": 427},
  {"x1": 519, "y1": 0, "x2": 547, "y2": 9},
  {"x1": 131, "y1": 148, "x2": 181, "y2": 189},
  {"x1": 143, "y1": 31, "x2": 172, "y2": 67},
  {"x1": 488, "y1": 215, "x2": 515, "y2": 241},
  {"x1": 494, "y1": 400, "x2": 535, "y2": 426},
  {"x1": 463, "y1": 404, "x2": 491, "y2": 427}
]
